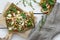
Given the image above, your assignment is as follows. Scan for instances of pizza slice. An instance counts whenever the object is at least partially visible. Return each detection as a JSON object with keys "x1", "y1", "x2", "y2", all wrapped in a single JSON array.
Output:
[{"x1": 3, "y1": 3, "x2": 35, "y2": 33}]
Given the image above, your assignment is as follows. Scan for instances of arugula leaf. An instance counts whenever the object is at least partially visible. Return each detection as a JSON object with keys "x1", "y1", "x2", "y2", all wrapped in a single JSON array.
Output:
[
  {"x1": 20, "y1": 12, "x2": 26, "y2": 19},
  {"x1": 47, "y1": 0, "x2": 55, "y2": 5},
  {"x1": 9, "y1": 6, "x2": 17, "y2": 13},
  {"x1": 41, "y1": 2, "x2": 48, "y2": 11},
  {"x1": 27, "y1": 19, "x2": 32, "y2": 27},
  {"x1": 6, "y1": 10, "x2": 11, "y2": 14}
]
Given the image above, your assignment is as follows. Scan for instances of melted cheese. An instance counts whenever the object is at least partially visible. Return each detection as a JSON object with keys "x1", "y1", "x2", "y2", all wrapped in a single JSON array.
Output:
[
  {"x1": 8, "y1": 27, "x2": 13, "y2": 30},
  {"x1": 7, "y1": 14, "x2": 12, "y2": 17}
]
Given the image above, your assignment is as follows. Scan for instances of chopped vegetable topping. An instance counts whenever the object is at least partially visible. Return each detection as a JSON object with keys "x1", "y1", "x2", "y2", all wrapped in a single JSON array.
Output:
[
  {"x1": 6, "y1": 10, "x2": 11, "y2": 14},
  {"x1": 27, "y1": 19, "x2": 32, "y2": 27},
  {"x1": 10, "y1": 6, "x2": 17, "y2": 13},
  {"x1": 5, "y1": 3, "x2": 34, "y2": 32},
  {"x1": 47, "y1": 0, "x2": 55, "y2": 6},
  {"x1": 20, "y1": 12, "x2": 26, "y2": 19},
  {"x1": 41, "y1": 2, "x2": 48, "y2": 11}
]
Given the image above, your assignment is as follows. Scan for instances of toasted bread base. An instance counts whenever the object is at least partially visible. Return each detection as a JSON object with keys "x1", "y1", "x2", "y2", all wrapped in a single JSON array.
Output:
[{"x1": 0, "y1": 3, "x2": 35, "y2": 39}]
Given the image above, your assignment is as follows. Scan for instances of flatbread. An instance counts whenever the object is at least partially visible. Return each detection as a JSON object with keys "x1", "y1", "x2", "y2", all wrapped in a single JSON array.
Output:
[{"x1": 0, "y1": 3, "x2": 34, "y2": 39}]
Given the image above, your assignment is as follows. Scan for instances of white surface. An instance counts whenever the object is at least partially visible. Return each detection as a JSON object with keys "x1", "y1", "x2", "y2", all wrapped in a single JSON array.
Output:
[
  {"x1": 0, "y1": 0, "x2": 60, "y2": 40},
  {"x1": 0, "y1": 0, "x2": 41, "y2": 13},
  {"x1": 53, "y1": 34, "x2": 60, "y2": 40}
]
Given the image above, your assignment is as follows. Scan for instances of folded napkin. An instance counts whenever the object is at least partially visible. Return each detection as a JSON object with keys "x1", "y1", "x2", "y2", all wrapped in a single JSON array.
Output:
[{"x1": 28, "y1": 3, "x2": 60, "y2": 40}]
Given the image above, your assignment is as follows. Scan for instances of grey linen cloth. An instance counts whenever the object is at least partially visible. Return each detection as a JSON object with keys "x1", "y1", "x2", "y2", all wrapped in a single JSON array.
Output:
[{"x1": 28, "y1": 3, "x2": 60, "y2": 40}]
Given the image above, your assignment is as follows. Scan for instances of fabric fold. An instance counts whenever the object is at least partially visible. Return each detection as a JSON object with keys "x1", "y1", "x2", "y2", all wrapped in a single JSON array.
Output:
[{"x1": 28, "y1": 3, "x2": 60, "y2": 40}]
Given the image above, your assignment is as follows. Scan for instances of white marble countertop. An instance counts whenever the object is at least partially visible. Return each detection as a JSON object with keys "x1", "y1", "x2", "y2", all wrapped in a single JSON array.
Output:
[{"x1": 0, "y1": 0, "x2": 60, "y2": 40}]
